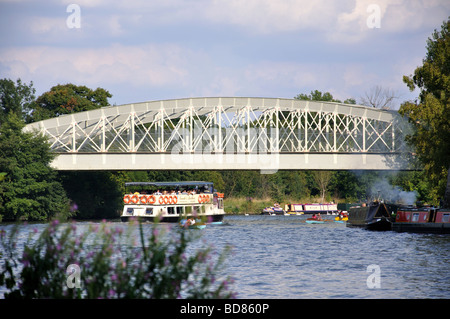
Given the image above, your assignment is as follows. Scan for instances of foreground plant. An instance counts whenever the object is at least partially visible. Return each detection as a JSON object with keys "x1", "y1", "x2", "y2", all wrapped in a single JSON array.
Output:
[{"x1": 0, "y1": 219, "x2": 234, "y2": 299}]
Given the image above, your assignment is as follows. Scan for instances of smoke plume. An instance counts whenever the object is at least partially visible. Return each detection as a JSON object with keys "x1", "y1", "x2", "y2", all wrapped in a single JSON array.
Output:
[{"x1": 370, "y1": 179, "x2": 417, "y2": 205}]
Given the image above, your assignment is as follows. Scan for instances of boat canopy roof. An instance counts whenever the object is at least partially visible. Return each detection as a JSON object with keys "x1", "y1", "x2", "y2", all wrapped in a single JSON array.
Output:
[
  {"x1": 365, "y1": 201, "x2": 391, "y2": 222},
  {"x1": 125, "y1": 181, "x2": 213, "y2": 189}
]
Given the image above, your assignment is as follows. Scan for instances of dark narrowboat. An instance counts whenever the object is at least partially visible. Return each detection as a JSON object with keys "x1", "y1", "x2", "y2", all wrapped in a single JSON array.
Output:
[
  {"x1": 393, "y1": 206, "x2": 450, "y2": 234},
  {"x1": 347, "y1": 201, "x2": 394, "y2": 231}
]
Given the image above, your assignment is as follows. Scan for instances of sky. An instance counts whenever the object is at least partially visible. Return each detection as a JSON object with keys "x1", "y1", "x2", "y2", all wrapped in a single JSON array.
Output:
[{"x1": 0, "y1": 0, "x2": 449, "y2": 108}]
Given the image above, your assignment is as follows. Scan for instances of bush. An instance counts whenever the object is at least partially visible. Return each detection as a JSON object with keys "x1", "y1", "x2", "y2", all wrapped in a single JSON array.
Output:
[{"x1": 0, "y1": 219, "x2": 234, "y2": 299}]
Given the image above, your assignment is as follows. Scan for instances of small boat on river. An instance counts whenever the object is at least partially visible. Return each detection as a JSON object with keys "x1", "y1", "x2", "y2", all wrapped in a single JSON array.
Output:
[
  {"x1": 393, "y1": 206, "x2": 450, "y2": 234},
  {"x1": 305, "y1": 213, "x2": 326, "y2": 224},
  {"x1": 347, "y1": 201, "x2": 394, "y2": 231},
  {"x1": 334, "y1": 212, "x2": 348, "y2": 223},
  {"x1": 120, "y1": 181, "x2": 225, "y2": 223},
  {"x1": 180, "y1": 218, "x2": 207, "y2": 229},
  {"x1": 261, "y1": 204, "x2": 285, "y2": 215}
]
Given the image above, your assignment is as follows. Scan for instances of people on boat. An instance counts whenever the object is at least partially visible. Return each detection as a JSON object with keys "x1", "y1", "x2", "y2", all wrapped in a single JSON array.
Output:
[{"x1": 337, "y1": 212, "x2": 347, "y2": 220}]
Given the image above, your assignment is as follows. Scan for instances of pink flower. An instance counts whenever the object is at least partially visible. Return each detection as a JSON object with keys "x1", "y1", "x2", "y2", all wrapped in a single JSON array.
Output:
[{"x1": 108, "y1": 289, "x2": 116, "y2": 298}]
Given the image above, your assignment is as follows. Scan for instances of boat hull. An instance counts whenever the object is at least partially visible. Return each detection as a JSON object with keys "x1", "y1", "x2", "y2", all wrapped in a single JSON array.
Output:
[
  {"x1": 305, "y1": 219, "x2": 325, "y2": 224},
  {"x1": 121, "y1": 214, "x2": 224, "y2": 223},
  {"x1": 260, "y1": 211, "x2": 285, "y2": 215},
  {"x1": 392, "y1": 222, "x2": 450, "y2": 234},
  {"x1": 393, "y1": 208, "x2": 450, "y2": 234},
  {"x1": 347, "y1": 202, "x2": 393, "y2": 231}
]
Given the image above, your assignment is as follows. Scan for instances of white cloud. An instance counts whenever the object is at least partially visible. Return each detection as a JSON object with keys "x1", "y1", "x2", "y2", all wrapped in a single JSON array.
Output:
[
  {"x1": 200, "y1": 0, "x2": 340, "y2": 34},
  {"x1": 0, "y1": 44, "x2": 193, "y2": 92},
  {"x1": 1, "y1": 0, "x2": 447, "y2": 105},
  {"x1": 5, "y1": 0, "x2": 448, "y2": 46}
]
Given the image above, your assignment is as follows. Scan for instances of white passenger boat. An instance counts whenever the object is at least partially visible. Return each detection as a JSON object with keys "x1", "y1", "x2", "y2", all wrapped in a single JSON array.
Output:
[{"x1": 120, "y1": 181, "x2": 225, "y2": 223}]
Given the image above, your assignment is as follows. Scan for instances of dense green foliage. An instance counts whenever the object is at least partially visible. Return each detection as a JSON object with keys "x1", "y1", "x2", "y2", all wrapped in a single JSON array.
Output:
[
  {"x1": 399, "y1": 18, "x2": 450, "y2": 206},
  {"x1": 0, "y1": 78, "x2": 35, "y2": 124},
  {"x1": 30, "y1": 83, "x2": 112, "y2": 122},
  {"x1": 0, "y1": 219, "x2": 234, "y2": 298},
  {"x1": 0, "y1": 113, "x2": 71, "y2": 221}
]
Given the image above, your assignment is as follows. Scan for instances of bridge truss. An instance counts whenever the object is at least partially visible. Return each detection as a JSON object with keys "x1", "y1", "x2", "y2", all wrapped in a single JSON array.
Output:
[{"x1": 24, "y1": 97, "x2": 411, "y2": 171}]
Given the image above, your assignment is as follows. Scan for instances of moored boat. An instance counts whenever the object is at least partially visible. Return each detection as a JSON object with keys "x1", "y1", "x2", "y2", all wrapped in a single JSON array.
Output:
[
  {"x1": 285, "y1": 203, "x2": 338, "y2": 215},
  {"x1": 261, "y1": 204, "x2": 285, "y2": 215},
  {"x1": 347, "y1": 201, "x2": 394, "y2": 231},
  {"x1": 120, "y1": 181, "x2": 225, "y2": 223},
  {"x1": 393, "y1": 206, "x2": 450, "y2": 234}
]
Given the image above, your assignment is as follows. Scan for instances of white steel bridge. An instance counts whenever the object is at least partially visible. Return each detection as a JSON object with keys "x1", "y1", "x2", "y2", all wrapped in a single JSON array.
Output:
[{"x1": 24, "y1": 97, "x2": 411, "y2": 172}]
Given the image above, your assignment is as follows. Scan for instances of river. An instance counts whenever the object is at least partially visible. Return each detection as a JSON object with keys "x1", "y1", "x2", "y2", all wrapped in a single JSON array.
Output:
[{"x1": 1, "y1": 214, "x2": 449, "y2": 299}]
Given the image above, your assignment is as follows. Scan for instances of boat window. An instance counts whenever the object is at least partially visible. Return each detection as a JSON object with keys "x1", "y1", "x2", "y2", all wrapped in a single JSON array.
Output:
[
  {"x1": 145, "y1": 208, "x2": 153, "y2": 215},
  {"x1": 185, "y1": 206, "x2": 192, "y2": 215},
  {"x1": 193, "y1": 206, "x2": 200, "y2": 215},
  {"x1": 167, "y1": 207, "x2": 175, "y2": 215},
  {"x1": 443, "y1": 214, "x2": 450, "y2": 223},
  {"x1": 127, "y1": 208, "x2": 134, "y2": 215},
  {"x1": 412, "y1": 213, "x2": 419, "y2": 222},
  {"x1": 176, "y1": 206, "x2": 183, "y2": 215},
  {"x1": 218, "y1": 198, "x2": 223, "y2": 209}
]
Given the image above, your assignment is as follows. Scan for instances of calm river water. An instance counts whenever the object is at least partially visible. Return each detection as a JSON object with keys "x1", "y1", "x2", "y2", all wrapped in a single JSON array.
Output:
[{"x1": 1, "y1": 214, "x2": 449, "y2": 299}]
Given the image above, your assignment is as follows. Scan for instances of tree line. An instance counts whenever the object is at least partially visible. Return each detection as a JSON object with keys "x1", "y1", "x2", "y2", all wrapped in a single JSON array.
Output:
[{"x1": 1, "y1": 18, "x2": 449, "y2": 221}]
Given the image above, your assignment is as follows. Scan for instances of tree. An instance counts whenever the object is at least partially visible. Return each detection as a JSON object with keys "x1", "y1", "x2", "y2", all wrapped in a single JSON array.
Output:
[
  {"x1": 0, "y1": 78, "x2": 35, "y2": 124},
  {"x1": 399, "y1": 18, "x2": 450, "y2": 207},
  {"x1": 30, "y1": 83, "x2": 112, "y2": 122},
  {"x1": 311, "y1": 171, "x2": 334, "y2": 202},
  {"x1": 360, "y1": 85, "x2": 399, "y2": 110},
  {"x1": 295, "y1": 90, "x2": 338, "y2": 102},
  {"x1": 28, "y1": 83, "x2": 117, "y2": 218},
  {"x1": 294, "y1": 89, "x2": 356, "y2": 104},
  {"x1": 329, "y1": 171, "x2": 359, "y2": 202},
  {"x1": 0, "y1": 113, "x2": 71, "y2": 221}
]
